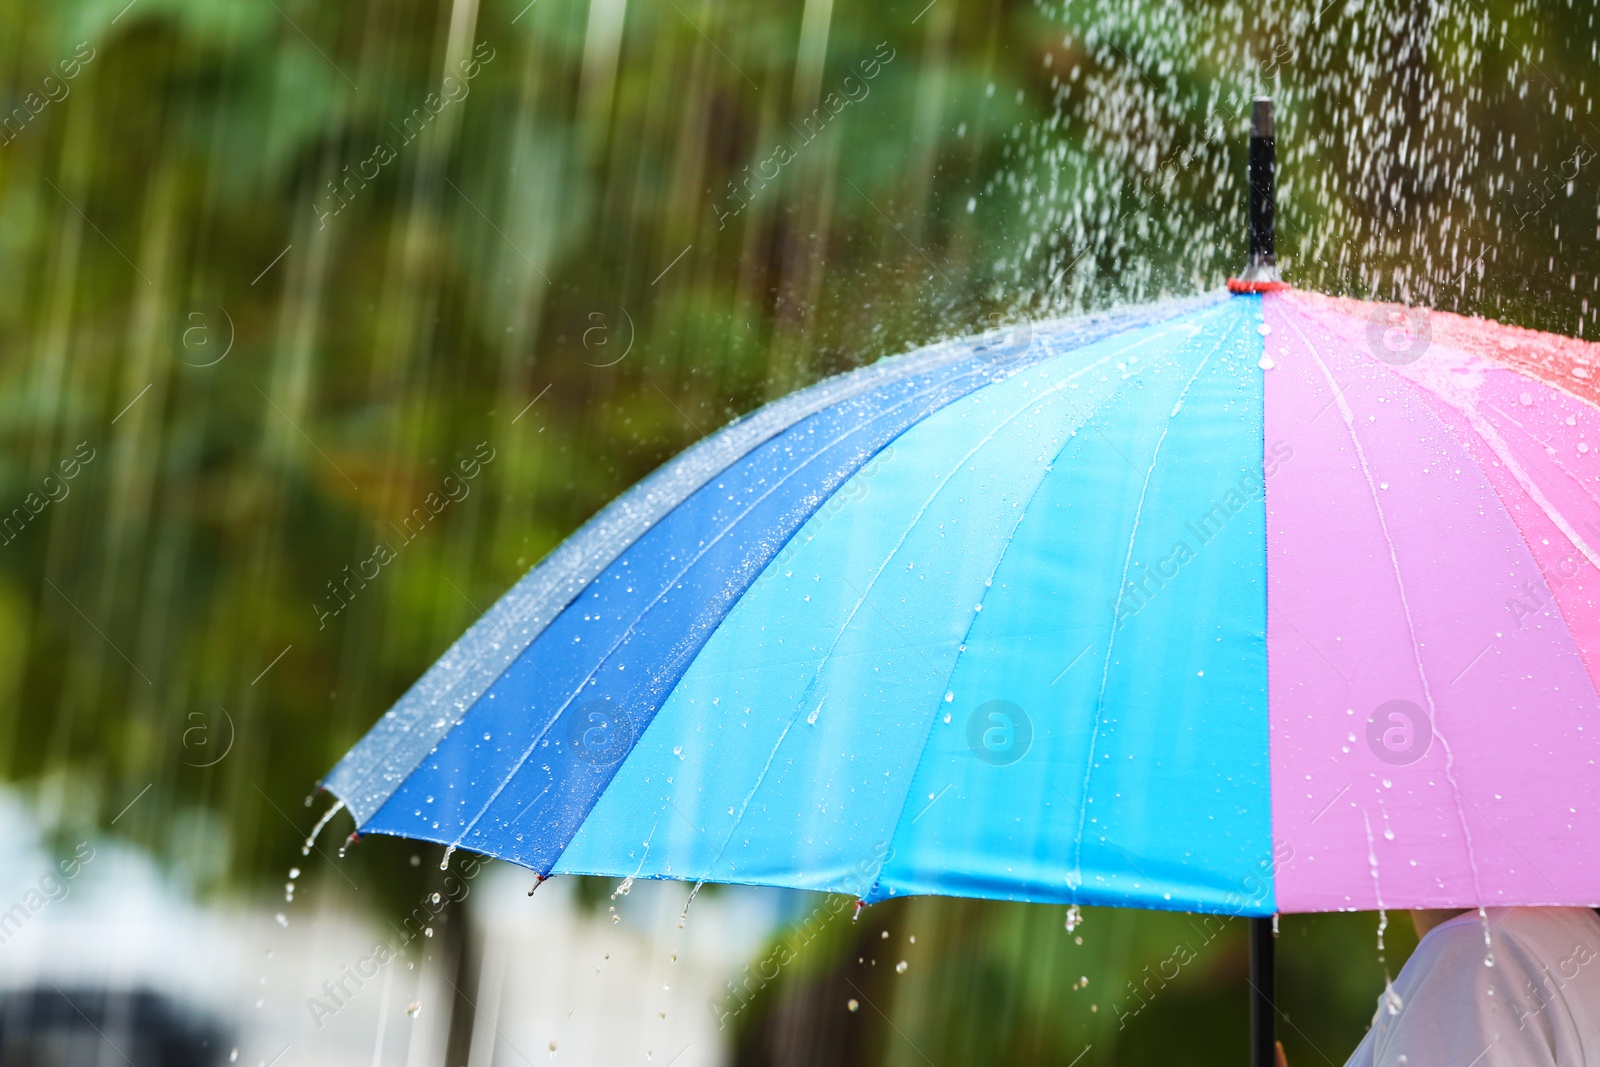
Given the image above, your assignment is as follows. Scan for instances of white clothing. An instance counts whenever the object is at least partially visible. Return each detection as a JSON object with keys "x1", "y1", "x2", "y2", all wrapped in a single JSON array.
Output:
[{"x1": 1344, "y1": 907, "x2": 1600, "y2": 1066}]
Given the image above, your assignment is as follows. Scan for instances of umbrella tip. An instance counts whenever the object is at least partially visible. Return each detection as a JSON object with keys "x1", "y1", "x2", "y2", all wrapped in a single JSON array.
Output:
[{"x1": 1228, "y1": 96, "x2": 1289, "y2": 294}]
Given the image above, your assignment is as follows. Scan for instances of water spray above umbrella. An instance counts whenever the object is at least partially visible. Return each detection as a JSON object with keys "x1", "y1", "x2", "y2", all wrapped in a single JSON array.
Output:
[{"x1": 314, "y1": 96, "x2": 1600, "y2": 1066}]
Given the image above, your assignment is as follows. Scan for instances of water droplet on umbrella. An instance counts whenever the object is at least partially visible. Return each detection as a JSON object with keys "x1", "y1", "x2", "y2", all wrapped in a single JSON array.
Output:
[
  {"x1": 678, "y1": 881, "x2": 704, "y2": 928},
  {"x1": 1258, "y1": 356, "x2": 1275, "y2": 370},
  {"x1": 441, "y1": 845, "x2": 456, "y2": 870},
  {"x1": 303, "y1": 799, "x2": 346, "y2": 856}
]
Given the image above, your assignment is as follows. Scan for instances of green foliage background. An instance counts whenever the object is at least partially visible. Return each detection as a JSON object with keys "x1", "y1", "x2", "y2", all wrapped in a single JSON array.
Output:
[{"x1": 0, "y1": 0, "x2": 1593, "y2": 1062}]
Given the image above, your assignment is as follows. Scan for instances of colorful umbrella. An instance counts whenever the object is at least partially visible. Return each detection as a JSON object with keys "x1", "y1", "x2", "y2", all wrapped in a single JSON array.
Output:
[{"x1": 319, "y1": 99, "x2": 1600, "y2": 1063}]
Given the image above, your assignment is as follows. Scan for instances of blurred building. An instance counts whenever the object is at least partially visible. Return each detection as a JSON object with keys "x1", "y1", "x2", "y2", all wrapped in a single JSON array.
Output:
[{"x1": 0, "y1": 790, "x2": 783, "y2": 1066}]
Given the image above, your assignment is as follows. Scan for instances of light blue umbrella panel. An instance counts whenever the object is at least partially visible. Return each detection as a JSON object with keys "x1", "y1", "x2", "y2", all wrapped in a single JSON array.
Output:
[{"x1": 325, "y1": 291, "x2": 1274, "y2": 916}]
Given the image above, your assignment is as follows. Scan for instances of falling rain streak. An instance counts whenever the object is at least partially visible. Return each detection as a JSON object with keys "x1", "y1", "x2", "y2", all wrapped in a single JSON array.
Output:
[{"x1": 0, "y1": 0, "x2": 1594, "y2": 1064}]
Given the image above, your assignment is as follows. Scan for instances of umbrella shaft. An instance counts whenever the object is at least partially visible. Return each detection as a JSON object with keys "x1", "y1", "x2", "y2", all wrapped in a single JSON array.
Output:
[
  {"x1": 1250, "y1": 916, "x2": 1277, "y2": 1067},
  {"x1": 1247, "y1": 99, "x2": 1276, "y2": 268}
]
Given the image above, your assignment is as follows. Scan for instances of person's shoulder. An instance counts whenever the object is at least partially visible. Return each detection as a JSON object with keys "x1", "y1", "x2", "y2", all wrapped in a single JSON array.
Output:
[
  {"x1": 1485, "y1": 907, "x2": 1600, "y2": 959},
  {"x1": 1409, "y1": 915, "x2": 1501, "y2": 979},
  {"x1": 1425, "y1": 908, "x2": 1598, "y2": 980},
  {"x1": 1495, "y1": 906, "x2": 1600, "y2": 937}
]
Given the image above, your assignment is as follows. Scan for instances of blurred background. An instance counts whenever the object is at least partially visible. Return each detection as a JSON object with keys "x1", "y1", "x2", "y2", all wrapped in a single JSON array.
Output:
[{"x1": 0, "y1": 0, "x2": 1594, "y2": 1063}]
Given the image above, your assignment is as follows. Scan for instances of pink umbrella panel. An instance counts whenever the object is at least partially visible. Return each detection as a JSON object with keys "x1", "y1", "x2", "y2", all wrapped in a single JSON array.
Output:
[{"x1": 1264, "y1": 289, "x2": 1600, "y2": 914}]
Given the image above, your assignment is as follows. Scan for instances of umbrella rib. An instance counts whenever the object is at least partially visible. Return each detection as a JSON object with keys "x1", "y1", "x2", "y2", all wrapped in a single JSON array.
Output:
[
  {"x1": 1299, "y1": 298, "x2": 1600, "y2": 572},
  {"x1": 790, "y1": 315, "x2": 1216, "y2": 718},
  {"x1": 1482, "y1": 399, "x2": 1600, "y2": 504},
  {"x1": 646, "y1": 346, "x2": 1149, "y2": 888},
  {"x1": 863, "y1": 364, "x2": 1180, "y2": 895},
  {"x1": 858, "y1": 309, "x2": 1235, "y2": 898},
  {"x1": 1072, "y1": 306, "x2": 1241, "y2": 891},
  {"x1": 329, "y1": 327, "x2": 991, "y2": 809},
  {"x1": 568, "y1": 312, "x2": 1226, "y2": 888},
  {"x1": 442, "y1": 366, "x2": 1022, "y2": 858},
  {"x1": 333, "y1": 299, "x2": 1216, "y2": 817},
  {"x1": 1280, "y1": 307, "x2": 1490, "y2": 908},
  {"x1": 718, "y1": 720, "x2": 794, "y2": 867}
]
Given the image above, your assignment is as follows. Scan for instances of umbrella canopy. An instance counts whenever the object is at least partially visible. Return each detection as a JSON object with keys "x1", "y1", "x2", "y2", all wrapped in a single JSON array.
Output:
[{"x1": 324, "y1": 288, "x2": 1600, "y2": 919}]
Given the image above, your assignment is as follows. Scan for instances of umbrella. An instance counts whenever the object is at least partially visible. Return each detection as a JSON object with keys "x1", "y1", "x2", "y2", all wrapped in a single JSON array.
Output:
[{"x1": 319, "y1": 98, "x2": 1600, "y2": 1065}]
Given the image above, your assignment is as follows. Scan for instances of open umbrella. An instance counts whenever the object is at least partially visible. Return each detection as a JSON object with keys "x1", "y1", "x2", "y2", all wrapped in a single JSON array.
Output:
[{"x1": 319, "y1": 98, "x2": 1600, "y2": 1065}]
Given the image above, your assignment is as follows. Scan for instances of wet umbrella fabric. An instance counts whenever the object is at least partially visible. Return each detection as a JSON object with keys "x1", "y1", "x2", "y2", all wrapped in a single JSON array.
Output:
[{"x1": 324, "y1": 289, "x2": 1600, "y2": 917}]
